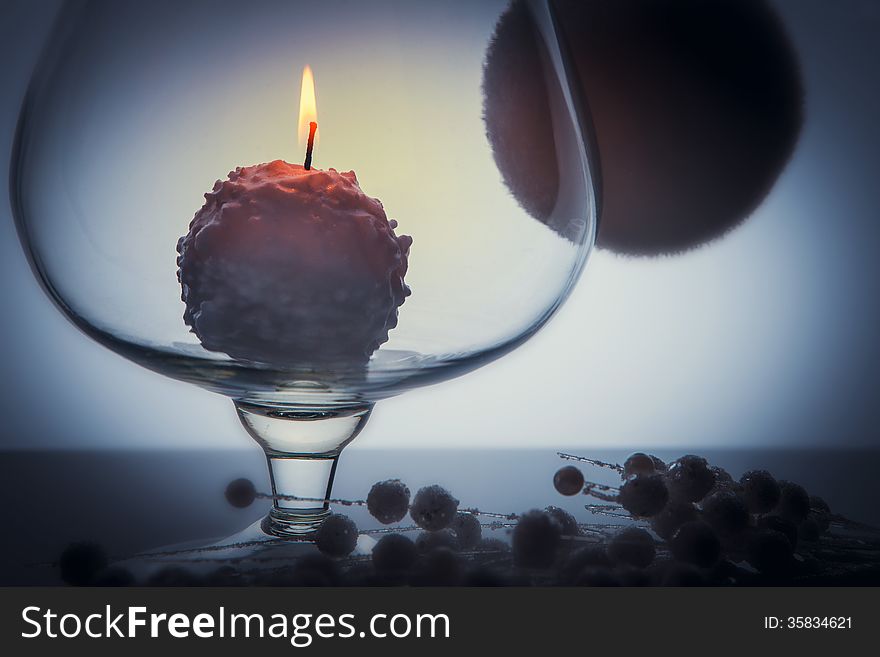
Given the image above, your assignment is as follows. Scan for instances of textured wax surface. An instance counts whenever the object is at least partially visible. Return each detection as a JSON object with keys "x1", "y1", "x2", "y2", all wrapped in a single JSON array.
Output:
[{"x1": 177, "y1": 160, "x2": 412, "y2": 366}]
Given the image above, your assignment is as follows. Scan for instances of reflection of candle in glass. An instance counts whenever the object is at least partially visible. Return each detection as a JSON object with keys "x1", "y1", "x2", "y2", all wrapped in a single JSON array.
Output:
[{"x1": 176, "y1": 66, "x2": 412, "y2": 367}]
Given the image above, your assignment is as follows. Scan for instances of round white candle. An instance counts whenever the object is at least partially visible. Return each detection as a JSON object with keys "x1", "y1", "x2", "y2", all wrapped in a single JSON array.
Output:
[{"x1": 177, "y1": 159, "x2": 412, "y2": 366}]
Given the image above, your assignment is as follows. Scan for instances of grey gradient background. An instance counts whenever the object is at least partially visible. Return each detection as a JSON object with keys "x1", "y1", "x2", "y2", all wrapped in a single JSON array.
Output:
[{"x1": 1, "y1": 0, "x2": 879, "y2": 452}]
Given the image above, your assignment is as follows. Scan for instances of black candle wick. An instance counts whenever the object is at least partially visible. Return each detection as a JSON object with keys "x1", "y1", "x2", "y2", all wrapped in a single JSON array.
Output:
[{"x1": 304, "y1": 121, "x2": 317, "y2": 170}]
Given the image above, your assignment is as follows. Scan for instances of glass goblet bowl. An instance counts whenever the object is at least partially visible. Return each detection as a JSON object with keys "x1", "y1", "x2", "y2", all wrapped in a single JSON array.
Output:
[{"x1": 11, "y1": 0, "x2": 597, "y2": 537}]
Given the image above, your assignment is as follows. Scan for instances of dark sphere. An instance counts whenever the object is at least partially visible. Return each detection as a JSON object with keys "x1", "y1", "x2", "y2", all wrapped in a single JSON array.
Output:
[
  {"x1": 337, "y1": 563, "x2": 384, "y2": 588},
  {"x1": 607, "y1": 527, "x2": 656, "y2": 568},
  {"x1": 701, "y1": 490, "x2": 750, "y2": 536},
  {"x1": 650, "y1": 456, "x2": 668, "y2": 473},
  {"x1": 652, "y1": 561, "x2": 705, "y2": 587},
  {"x1": 618, "y1": 473, "x2": 669, "y2": 517},
  {"x1": 623, "y1": 452, "x2": 656, "y2": 479},
  {"x1": 545, "y1": 506, "x2": 580, "y2": 537},
  {"x1": 799, "y1": 516, "x2": 822, "y2": 542},
  {"x1": 650, "y1": 501, "x2": 699, "y2": 540},
  {"x1": 411, "y1": 547, "x2": 464, "y2": 587},
  {"x1": 617, "y1": 567, "x2": 652, "y2": 587},
  {"x1": 810, "y1": 495, "x2": 831, "y2": 514},
  {"x1": 560, "y1": 545, "x2": 612, "y2": 584},
  {"x1": 708, "y1": 559, "x2": 752, "y2": 587},
  {"x1": 59, "y1": 542, "x2": 108, "y2": 586},
  {"x1": 775, "y1": 481, "x2": 811, "y2": 523},
  {"x1": 410, "y1": 485, "x2": 459, "y2": 531},
  {"x1": 476, "y1": 537, "x2": 510, "y2": 553},
  {"x1": 372, "y1": 534, "x2": 418, "y2": 573},
  {"x1": 708, "y1": 466, "x2": 741, "y2": 495},
  {"x1": 450, "y1": 512, "x2": 482, "y2": 549},
  {"x1": 747, "y1": 529, "x2": 795, "y2": 575},
  {"x1": 757, "y1": 515, "x2": 798, "y2": 550},
  {"x1": 482, "y1": 0, "x2": 803, "y2": 254},
  {"x1": 670, "y1": 521, "x2": 721, "y2": 568},
  {"x1": 366, "y1": 479, "x2": 411, "y2": 525},
  {"x1": 809, "y1": 495, "x2": 832, "y2": 532},
  {"x1": 740, "y1": 470, "x2": 781, "y2": 514},
  {"x1": 415, "y1": 529, "x2": 460, "y2": 554},
  {"x1": 281, "y1": 554, "x2": 341, "y2": 587},
  {"x1": 553, "y1": 466, "x2": 585, "y2": 496},
  {"x1": 711, "y1": 466, "x2": 735, "y2": 486},
  {"x1": 224, "y1": 478, "x2": 257, "y2": 509},
  {"x1": 464, "y1": 566, "x2": 508, "y2": 587},
  {"x1": 666, "y1": 455, "x2": 716, "y2": 503},
  {"x1": 512, "y1": 509, "x2": 563, "y2": 568},
  {"x1": 315, "y1": 514, "x2": 359, "y2": 558}
]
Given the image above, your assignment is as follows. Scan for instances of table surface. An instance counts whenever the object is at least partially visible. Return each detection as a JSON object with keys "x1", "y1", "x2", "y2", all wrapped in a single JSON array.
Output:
[{"x1": 2, "y1": 447, "x2": 878, "y2": 585}]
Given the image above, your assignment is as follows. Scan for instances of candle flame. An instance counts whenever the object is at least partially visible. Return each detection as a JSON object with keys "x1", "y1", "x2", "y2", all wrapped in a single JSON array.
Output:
[{"x1": 298, "y1": 65, "x2": 318, "y2": 146}]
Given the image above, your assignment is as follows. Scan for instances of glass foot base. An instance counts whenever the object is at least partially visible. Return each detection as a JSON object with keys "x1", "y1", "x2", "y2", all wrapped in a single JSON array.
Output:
[
  {"x1": 117, "y1": 518, "x2": 376, "y2": 583},
  {"x1": 262, "y1": 506, "x2": 329, "y2": 537}
]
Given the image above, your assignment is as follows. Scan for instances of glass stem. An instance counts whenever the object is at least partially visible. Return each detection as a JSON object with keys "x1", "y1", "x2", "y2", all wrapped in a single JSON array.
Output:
[
  {"x1": 264, "y1": 454, "x2": 339, "y2": 536},
  {"x1": 234, "y1": 400, "x2": 374, "y2": 537}
]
